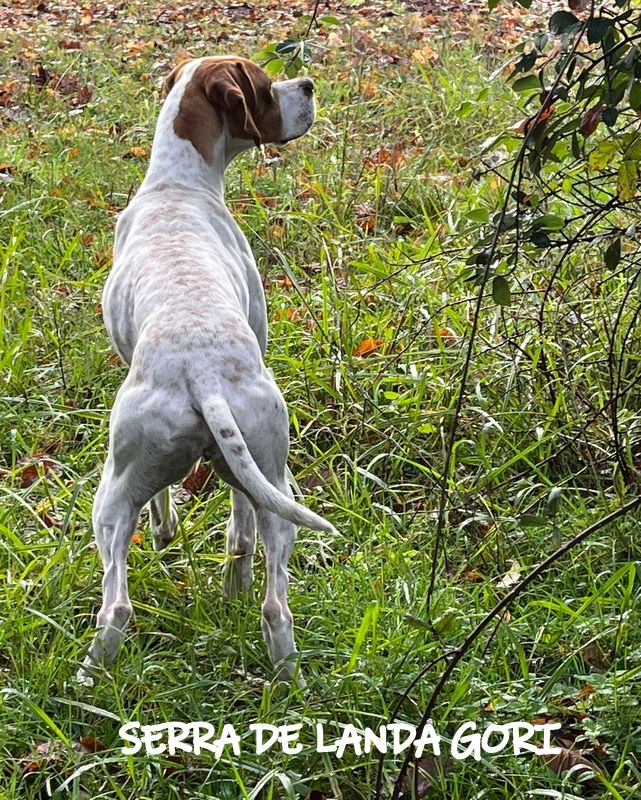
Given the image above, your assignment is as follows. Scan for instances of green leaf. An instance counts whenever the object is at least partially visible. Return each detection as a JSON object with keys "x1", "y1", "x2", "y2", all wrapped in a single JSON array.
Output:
[
  {"x1": 318, "y1": 14, "x2": 341, "y2": 26},
  {"x1": 455, "y1": 100, "x2": 474, "y2": 118},
  {"x1": 604, "y1": 237, "x2": 621, "y2": 269},
  {"x1": 253, "y1": 44, "x2": 278, "y2": 62},
  {"x1": 492, "y1": 275, "x2": 511, "y2": 306},
  {"x1": 466, "y1": 208, "x2": 490, "y2": 223},
  {"x1": 532, "y1": 214, "x2": 565, "y2": 231},
  {"x1": 512, "y1": 74, "x2": 540, "y2": 93},
  {"x1": 531, "y1": 230, "x2": 551, "y2": 248},
  {"x1": 487, "y1": 0, "x2": 501, "y2": 9},
  {"x1": 275, "y1": 38, "x2": 299, "y2": 56},
  {"x1": 618, "y1": 161, "x2": 638, "y2": 201},
  {"x1": 587, "y1": 17, "x2": 613, "y2": 45},
  {"x1": 623, "y1": 133, "x2": 641, "y2": 161},
  {"x1": 534, "y1": 33, "x2": 549, "y2": 51},
  {"x1": 588, "y1": 140, "x2": 619, "y2": 171},
  {"x1": 630, "y1": 81, "x2": 641, "y2": 111},
  {"x1": 549, "y1": 11, "x2": 581, "y2": 36},
  {"x1": 264, "y1": 59, "x2": 283, "y2": 76},
  {"x1": 514, "y1": 51, "x2": 537, "y2": 73},
  {"x1": 497, "y1": 213, "x2": 517, "y2": 232},
  {"x1": 433, "y1": 608, "x2": 459, "y2": 635},
  {"x1": 519, "y1": 514, "x2": 548, "y2": 528},
  {"x1": 285, "y1": 57, "x2": 303, "y2": 78}
]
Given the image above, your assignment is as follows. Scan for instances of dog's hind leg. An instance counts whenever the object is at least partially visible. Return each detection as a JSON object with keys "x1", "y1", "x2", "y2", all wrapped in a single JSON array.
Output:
[
  {"x1": 224, "y1": 489, "x2": 256, "y2": 598},
  {"x1": 79, "y1": 456, "x2": 143, "y2": 678},
  {"x1": 149, "y1": 488, "x2": 178, "y2": 551},
  {"x1": 255, "y1": 485, "x2": 299, "y2": 681}
]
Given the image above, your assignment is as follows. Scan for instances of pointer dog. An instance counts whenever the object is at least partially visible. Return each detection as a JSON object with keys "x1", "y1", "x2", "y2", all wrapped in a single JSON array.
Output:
[{"x1": 79, "y1": 56, "x2": 333, "y2": 682}]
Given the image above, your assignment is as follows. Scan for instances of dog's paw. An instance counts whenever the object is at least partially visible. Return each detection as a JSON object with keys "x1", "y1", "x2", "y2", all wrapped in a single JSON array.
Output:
[{"x1": 73, "y1": 662, "x2": 97, "y2": 687}]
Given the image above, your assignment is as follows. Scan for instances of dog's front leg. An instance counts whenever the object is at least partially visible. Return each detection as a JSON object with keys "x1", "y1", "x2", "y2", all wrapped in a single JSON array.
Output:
[{"x1": 224, "y1": 489, "x2": 256, "y2": 598}]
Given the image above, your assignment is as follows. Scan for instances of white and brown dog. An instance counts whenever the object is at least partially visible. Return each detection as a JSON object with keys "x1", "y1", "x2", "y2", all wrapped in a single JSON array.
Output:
[{"x1": 79, "y1": 57, "x2": 334, "y2": 683}]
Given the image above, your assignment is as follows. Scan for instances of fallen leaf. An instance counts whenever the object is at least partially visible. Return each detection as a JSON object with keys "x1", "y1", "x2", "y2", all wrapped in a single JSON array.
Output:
[
  {"x1": 364, "y1": 143, "x2": 406, "y2": 169},
  {"x1": 354, "y1": 203, "x2": 377, "y2": 232},
  {"x1": 412, "y1": 43, "x2": 438, "y2": 65},
  {"x1": 353, "y1": 337, "x2": 384, "y2": 357},
  {"x1": 124, "y1": 146, "x2": 148, "y2": 159},
  {"x1": 402, "y1": 754, "x2": 454, "y2": 797},
  {"x1": 74, "y1": 85, "x2": 94, "y2": 106},
  {"x1": 32, "y1": 64, "x2": 50, "y2": 89},
  {"x1": 77, "y1": 735, "x2": 107, "y2": 753},
  {"x1": 182, "y1": 460, "x2": 214, "y2": 496},
  {"x1": 39, "y1": 510, "x2": 61, "y2": 528},
  {"x1": 435, "y1": 326, "x2": 456, "y2": 342},
  {"x1": 272, "y1": 275, "x2": 293, "y2": 289},
  {"x1": 543, "y1": 746, "x2": 600, "y2": 782},
  {"x1": 458, "y1": 568, "x2": 484, "y2": 582},
  {"x1": 578, "y1": 683, "x2": 595, "y2": 701},
  {"x1": 15, "y1": 454, "x2": 64, "y2": 488}
]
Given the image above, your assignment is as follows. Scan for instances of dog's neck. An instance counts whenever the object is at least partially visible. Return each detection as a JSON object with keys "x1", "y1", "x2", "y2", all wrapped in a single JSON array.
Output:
[{"x1": 142, "y1": 98, "x2": 226, "y2": 198}]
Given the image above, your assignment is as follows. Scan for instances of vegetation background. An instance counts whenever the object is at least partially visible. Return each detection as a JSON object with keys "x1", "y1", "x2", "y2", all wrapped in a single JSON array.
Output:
[{"x1": 0, "y1": 0, "x2": 640, "y2": 797}]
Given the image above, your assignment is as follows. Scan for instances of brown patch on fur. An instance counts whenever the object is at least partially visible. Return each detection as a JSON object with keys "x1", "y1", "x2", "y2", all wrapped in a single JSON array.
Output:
[
  {"x1": 163, "y1": 61, "x2": 189, "y2": 97},
  {"x1": 169, "y1": 57, "x2": 283, "y2": 164}
]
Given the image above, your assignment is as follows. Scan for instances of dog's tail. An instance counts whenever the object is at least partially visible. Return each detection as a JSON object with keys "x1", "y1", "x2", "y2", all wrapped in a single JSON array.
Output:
[{"x1": 200, "y1": 395, "x2": 336, "y2": 534}]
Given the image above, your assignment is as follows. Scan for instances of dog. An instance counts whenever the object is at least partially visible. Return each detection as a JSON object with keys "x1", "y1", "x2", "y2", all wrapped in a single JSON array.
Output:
[{"x1": 78, "y1": 56, "x2": 334, "y2": 683}]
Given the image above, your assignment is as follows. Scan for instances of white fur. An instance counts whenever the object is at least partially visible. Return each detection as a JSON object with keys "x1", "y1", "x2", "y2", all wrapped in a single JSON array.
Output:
[{"x1": 77, "y1": 59, "x2": 328, "y2": 685}]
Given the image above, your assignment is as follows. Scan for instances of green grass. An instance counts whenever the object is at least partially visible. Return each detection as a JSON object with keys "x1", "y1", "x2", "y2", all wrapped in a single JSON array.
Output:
[{"x1": 1, "y1": 4, "x2": 641, "y2": 799}]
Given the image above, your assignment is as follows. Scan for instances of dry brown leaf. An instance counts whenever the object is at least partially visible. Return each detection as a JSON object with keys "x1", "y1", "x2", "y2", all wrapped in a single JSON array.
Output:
[
  {"x1": 512, "y1": 105, "x2": 555, "y2": 136},
  {"x1": 15, "y1": 454, "x2": 64, "y2": 488},
  {"x1": 77, "y1": 735, "x2": 107, "y2": 753},
  {"x1": 124, "y1": 146, "x2": 148, "y2": 159},
  {"x1": 412, "y1": 43, "x2": 438, "y2": 65},
  {"x1": 543, "y1": 746, "x2": 600, "y2": 782},
  {"x1": 578, "y1": 683, "x2": 595, "y2": 701},
  {"x1": 353, "y1": 337, "x2": 384, "y2": 357},
  {"x1": 402, "y1": 755, "x2": 454, "y2": 797},
  {"x1": 272, "y1": 275, "x2": 293, "y2": 289},
  {"x1": 364, "y1": 143, "x2": 406, "y2": 169},
  {"x1": 182, "y1": 460, "x2": 214, "y2": 497},
  {"x1": 74, "y1": 85, "x2": 93, "y2": 106},
  {"x1": 355, "y1": 202, "x2": 377, "y2": 232},
  {"x1": 458, "y1": 568, "x2": 484, "y2": 582},
  {"x1": 580, "y1": 104, "x2": 604, "y2": 138}
]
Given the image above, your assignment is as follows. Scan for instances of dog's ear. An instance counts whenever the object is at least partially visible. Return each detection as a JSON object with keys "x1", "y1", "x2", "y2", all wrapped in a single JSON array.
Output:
[
  {"x1": 204, "y1": 62, "x2": 263, "y2": 145},
  {"x1": 163, "y1": 60, "x2": 189, "y2": 97}
]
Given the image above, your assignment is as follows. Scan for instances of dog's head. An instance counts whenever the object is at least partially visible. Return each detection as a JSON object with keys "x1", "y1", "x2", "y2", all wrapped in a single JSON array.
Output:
[{"x1": 163, "y1": 56, "x2": 315, "y2": 165}]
